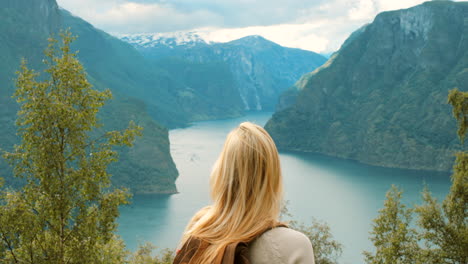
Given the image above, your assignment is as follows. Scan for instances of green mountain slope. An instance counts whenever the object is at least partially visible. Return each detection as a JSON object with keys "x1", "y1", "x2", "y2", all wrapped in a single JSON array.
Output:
[
  {"x1": 63, "y1": 10, "x2": 245, "y2": 125},
  {"x1": 122, "y1": 34, "x2": 327, "y2": 111},
  {"x1": 0, "y1": 0, "x2": 178, "y2": 194},
  {"x1": 60, "y1": 10, "x2": 189, "y2": 128},
  {"x1": 266, "y1": 1, "x2": 468, "y2": 172},
  {"x1": 153, "y1": 57, "x2": 244, "y2": 120}
]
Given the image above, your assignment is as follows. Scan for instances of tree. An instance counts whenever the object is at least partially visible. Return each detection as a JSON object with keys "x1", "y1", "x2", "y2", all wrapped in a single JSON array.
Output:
[
  {"x1": 291, "y1": 220, "x2": 343, "y2": 264},
  {"x1": 364, "y1": 89, "x2": 468, "y2": 264},
  {"x1": 363, "y1": 185, "x2": 419, "y2": 264},
  {"x1": 127, "y1": 243, "x2": 174, "y2": 264},
  {"x1": 281, "y1": 201, "x2": 343, "y2": 264},
  {"x1": 0, "y1": 30, "x2": 142, "y2": 263},
  {"x1": 413, "y1": 89, "x2": 468, "y2": 264}
]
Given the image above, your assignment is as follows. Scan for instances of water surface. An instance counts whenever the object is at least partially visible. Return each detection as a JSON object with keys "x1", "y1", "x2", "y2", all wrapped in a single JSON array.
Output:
[{"x1": 118, "y1": 112, "x2": 450, "y2": 263}]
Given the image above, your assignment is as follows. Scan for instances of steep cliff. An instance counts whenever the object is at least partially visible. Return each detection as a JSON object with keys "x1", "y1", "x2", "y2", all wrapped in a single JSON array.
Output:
[
  {"x1": 266, "y1": 1, "x2": 468, "y2": 172},
  {"x1": 0, "y1": 0, "x2": 178, "y2": 194}
]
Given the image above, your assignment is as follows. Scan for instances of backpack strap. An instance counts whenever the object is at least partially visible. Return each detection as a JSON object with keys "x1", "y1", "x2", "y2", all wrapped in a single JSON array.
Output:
[
  {"x1": 221, "y1": 241, "x2": 249, "y2": 264},
  {"x1": 174, "y1": 223, "x2": 288, "y2": 264},
  {"x1": 221, "y1": 223, "x2": 288, "y2": 264},
  {"x1": 173, "y1": 237, "x2": 209, "y2": 264}
]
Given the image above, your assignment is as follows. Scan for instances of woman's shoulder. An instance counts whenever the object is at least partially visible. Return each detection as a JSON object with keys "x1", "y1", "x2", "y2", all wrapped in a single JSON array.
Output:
[{"x1": 248, "y1": 227, "x2": 315, "y2": 264}]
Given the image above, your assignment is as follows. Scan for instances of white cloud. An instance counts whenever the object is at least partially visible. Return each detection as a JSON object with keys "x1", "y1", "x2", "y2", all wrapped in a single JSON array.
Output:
[
  {"x1": 376, "y1": 0, "x2": 429, "y2": 11},
  {"x1": 348, "y1": 0, "x2": 378, "y2": 21},
  {"x1": 58, "y1": 0, "x2": 124, "y2": 14},
  {"x1": 56, "y1": 0, "x2": 462, "y2": 53},
  {"x1": 197, "y1": 23, "x2": 331, "y2": 53},
  {"x1": 58, "y1": 1, "x2": 223, "y2": 33},
  {"x1": 92, "y1": 2, "x2": 222, "y2": 33}
]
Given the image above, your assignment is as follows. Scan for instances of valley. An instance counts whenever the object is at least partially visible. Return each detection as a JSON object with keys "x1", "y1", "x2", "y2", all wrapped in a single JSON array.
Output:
[{"x1": 0, "y1": 0, "x2": 466, "y2": 263}]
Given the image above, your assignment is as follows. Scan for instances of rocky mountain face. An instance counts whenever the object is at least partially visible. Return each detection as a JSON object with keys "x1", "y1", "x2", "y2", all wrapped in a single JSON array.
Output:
[
  {"x1": 122, "y1": 34, "x2": 327, "y2": 111},
  {"x1": 121, "y1": 32, "x2": 208, "y2": 49},
  {"x1": 266, "y1": 1, "x2": 468, "y2": 172},
  {"x1": 0, "y1": 0, "x2": 60, "y2": 37},
  {"x1": 0, "y1": 0, "x2": 178, "y2": 194}
]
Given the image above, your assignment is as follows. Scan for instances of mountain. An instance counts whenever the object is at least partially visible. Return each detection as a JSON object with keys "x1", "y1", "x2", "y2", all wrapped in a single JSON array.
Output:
[
  {"x1": 265, "y1": 1, "x2": 468, "y2": 172},
  {"x1": 122, "y1": 33, "x2": 328, "y2": 111},
  {"x1": 121, "y1": 32, "x2": 208, "y2": 49},
  {"x1": 151, "y1": 57, "x2": 244, "y2": 121},
  {"x1": 64, "y1": 15, "x2": 246, "y2": 127},
  {"x1": 0, "y1": 0, "x2": 178, "y2": 194}
]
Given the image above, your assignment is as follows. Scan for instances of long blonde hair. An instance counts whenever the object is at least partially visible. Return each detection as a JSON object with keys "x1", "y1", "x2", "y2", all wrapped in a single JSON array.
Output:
[{"x1": 180, "y1": 122, "x2": 284, "y2": 263}]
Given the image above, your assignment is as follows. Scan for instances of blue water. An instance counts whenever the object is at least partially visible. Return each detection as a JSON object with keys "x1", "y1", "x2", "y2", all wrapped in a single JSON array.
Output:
[{"x1": 118, "y1": 112, "x2": 451, "y2": 264}]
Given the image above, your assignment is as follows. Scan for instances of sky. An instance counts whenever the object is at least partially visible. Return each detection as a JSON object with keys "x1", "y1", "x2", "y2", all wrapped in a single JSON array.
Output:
[{"x1": 56, "y1": 0, "x2": 454, "y2": 53}]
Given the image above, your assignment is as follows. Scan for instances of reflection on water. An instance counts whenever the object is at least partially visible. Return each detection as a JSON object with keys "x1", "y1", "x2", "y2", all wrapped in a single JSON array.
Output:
[{"x1": 118, "y1": 112, "x2": 451, "y2": 264}]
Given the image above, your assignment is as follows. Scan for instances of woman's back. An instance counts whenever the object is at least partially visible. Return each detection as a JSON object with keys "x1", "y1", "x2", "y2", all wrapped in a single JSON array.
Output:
[
  {"x1": 175, "y1": 122, "x2": 315, "y2": 263},
  {"x1": 248, "y1": 227, "x2": 315, "y2": 264}
]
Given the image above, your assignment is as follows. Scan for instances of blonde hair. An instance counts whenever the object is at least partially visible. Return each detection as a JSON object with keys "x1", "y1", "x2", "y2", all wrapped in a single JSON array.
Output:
[{"x1": 180, "y1": 122, "x2": 284, "y2": 263}]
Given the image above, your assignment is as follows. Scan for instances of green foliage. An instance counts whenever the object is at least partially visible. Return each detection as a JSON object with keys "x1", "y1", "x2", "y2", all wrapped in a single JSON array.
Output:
[
  {"x1": 0, "y1": 31, "x2": 141, "y2": 263},
  {"x1": 413, "y1": 88, "x2": 468, "y2": 264},
  {"x1": 281, "y1": 202, "x2": 343, "y2": 264},
  {"x1": 364, "y1": 186, "x2": 419, "y2": 264},
  {"x1": 291, "y1": 220, "x2": 343, "y2": 264},
  {"x1": 365, "y1": 89, "x2": 468, "y2": 263},
  {"x1": 448, "y1": 89, "x2": 468, "y2": 143},
  {"x1": 127, "y1": 243, "x2": 174, "y2": 264}
]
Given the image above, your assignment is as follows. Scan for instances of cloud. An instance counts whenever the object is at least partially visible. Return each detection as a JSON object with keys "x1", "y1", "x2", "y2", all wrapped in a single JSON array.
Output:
[
  {"x1": 197, "y1": 23, "x2": 331, "y2": 53},
  {"x1": 57, "y1": 0, "x2": 326, "y2": 31},
  {"x1": 348, "y1": 0, "x2": 378, "y2": 21},
  {"x1": 58, "y1": 1, "x2": 223, "y2": 33},
  {"x1": 376, "y1": 0, "x2": 430, "y2": 11},
  {"x1": 198, "y1": 21, "x2": 366, "y2": 54},
  {"x1": 56, "y1": 0, "x2": 461, "y2": 53}
]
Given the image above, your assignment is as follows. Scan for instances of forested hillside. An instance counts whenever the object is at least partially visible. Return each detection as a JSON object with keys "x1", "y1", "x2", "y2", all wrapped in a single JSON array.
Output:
[
  {"x1": 0, "y1": 0, "x2": 178, "y2": 194},
  {"x1": 266, "y1": 1, "x2": 468, "y2": 171}
]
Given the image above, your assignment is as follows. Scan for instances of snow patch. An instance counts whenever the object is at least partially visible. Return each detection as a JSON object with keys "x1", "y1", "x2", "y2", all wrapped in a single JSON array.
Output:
[{"x1": 120, "y1": 31, "x2": 209, "y2": 48}]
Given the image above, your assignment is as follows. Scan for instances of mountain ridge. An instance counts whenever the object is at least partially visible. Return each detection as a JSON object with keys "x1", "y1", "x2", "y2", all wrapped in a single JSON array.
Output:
[
  {"x1": 0, "y1": 0, "x2": 179, "y2": 194},
  {"x1": 265, "y1": 1, "x2": 468, "y2": 172},
  {"x1": 121, "y1": 31, "x2": 208, "y2": 48},
  {"x1": 121, "y1": 32, "x2": 327, "y2": 111}
]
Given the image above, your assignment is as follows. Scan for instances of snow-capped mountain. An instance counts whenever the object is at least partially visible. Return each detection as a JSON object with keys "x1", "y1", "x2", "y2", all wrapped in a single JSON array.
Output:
[
  {"x1": 120, "y1": 32, "x2": 209, "y2": 49},
  {"x1": 120, "y1": 32, "x2": 327, "y2": 111}
]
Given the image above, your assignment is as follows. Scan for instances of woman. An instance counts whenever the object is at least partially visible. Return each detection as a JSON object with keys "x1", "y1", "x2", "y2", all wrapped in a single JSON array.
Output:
[{"x1": 175, "y1": 122, "x2": 315, "y2": 264}]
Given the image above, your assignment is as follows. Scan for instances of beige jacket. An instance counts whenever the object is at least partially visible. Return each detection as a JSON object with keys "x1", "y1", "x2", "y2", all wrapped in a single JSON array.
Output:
[{"x1": 248, "y1": 227, "x2": 315, "y2": 264}]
